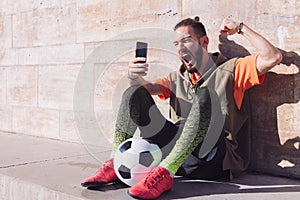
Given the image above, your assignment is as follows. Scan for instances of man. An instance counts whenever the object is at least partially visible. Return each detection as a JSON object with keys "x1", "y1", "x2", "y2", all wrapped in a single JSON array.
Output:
[{"x1": 81, "y1": 17, "x2": 282, "y2": 199}]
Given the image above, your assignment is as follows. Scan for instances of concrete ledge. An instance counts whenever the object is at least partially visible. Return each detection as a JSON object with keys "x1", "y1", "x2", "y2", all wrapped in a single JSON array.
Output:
[
  {"x1": 1, "y1": 131, "x2": 300, "y2": 200},
  {"x1": 0, "y1": 174, "x2": 84, "y2": 200}
]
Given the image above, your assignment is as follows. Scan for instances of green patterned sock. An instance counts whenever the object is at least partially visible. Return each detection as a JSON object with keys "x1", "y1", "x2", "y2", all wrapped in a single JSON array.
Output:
[
  {"x1": 160, "y1": 87, "x2": 211, "y2": 174},
  {"x1": 111, "y1": 90, "x2": 140, "y2": 156},
  {"x1": 111, "y1": 127, "x2": 132, "y2": 156}
]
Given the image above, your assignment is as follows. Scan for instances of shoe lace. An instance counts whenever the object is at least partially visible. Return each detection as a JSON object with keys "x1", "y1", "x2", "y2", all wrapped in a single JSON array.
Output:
[{"x1": 144, "y1": 168, "x2": 166, "y2": 188}]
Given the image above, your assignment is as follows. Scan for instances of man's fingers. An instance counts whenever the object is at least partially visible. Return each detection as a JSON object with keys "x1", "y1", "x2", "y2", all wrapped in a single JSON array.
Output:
[
  {"x1": 128, "y1": 67, "x2": 148, "y2": 73},
  {"x1": 219, "y1": 27, "x2": 228, "y2": 34},
  {"x1": 131, "y1": 57, "x2": 146, "y2": 63},
  {"x1": 219, "y1": 17, "x2": 239, "y2": 34},
  {"x1": 128, "y1": 57, "x2": 148, "y2": 79},
  {"x1": 129, "y1": 63, "x2": 149, "y2": 68},
  {"x1": 128, "y1": 70, "x2": 147, "y2": 77}
]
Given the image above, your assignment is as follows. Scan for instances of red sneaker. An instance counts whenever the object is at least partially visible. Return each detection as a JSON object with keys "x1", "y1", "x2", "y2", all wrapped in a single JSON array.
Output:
[
  {"x1": 81, "y1": 158, "x2": 118, "y2": 187},
  {"x1": 128, "y1": 166, "x2": 173, "y2": 199}
]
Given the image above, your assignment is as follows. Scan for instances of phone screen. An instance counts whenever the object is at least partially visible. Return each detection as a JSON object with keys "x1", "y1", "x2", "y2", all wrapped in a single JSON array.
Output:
[{"x1": 135, "y1": 42, "x2": 148, "y2": 60}]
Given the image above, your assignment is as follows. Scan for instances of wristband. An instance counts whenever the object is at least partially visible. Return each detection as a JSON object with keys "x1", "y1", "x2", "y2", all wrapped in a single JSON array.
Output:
[{"x1": 237, "y1": 22, "x2": 244, "y2": 34}]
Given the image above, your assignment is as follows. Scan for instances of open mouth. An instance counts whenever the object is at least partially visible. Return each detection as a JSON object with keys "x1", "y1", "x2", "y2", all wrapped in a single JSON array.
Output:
[{"x1": 182, "y1": 54, "x2": 193, "y2": 66}]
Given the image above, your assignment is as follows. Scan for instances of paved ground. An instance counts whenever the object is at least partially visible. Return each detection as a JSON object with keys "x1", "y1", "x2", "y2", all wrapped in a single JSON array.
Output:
[{"x1": 1, "y1": 131, "x2": 300, "y2": 200}]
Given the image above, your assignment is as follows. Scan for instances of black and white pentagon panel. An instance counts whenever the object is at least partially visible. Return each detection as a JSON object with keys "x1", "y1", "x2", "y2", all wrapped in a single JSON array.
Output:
[
  {"x1": 118, "y1": 165, "x2": 131, "y2": 179},
  {"x1": 139, "y1": 151, "x2": 154, "y2": 167}
]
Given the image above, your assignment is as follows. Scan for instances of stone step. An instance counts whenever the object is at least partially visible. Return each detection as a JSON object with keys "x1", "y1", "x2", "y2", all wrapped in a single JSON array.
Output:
[{"x1": 0, "y1": 131, "x2": 300, "y2": 200}]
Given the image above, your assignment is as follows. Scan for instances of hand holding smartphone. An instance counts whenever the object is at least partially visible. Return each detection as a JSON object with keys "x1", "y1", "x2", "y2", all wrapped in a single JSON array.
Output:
[
  {"x1": 135, "y1": 42, "x2": 148, "y2": 63},
  {"x1": 128, "y1": 42, "x2": 149, "y2": 80},
  {"x1": 128, "y1": 41, "x2": 148, "y2": 77}
]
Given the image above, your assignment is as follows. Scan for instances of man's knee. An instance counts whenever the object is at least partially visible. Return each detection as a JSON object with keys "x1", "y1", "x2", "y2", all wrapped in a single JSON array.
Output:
[{"x1": 121, "y1": 85, "x2": 149, "y2": 102}]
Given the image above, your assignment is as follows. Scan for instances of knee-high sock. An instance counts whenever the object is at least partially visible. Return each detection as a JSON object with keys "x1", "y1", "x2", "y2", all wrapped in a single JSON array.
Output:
[
  {"x1": 111, "y1": 85, "x2": 161, "y2": 156},
  {"x1": 111, "y1": 87, "x2": 140, "y2": 156},
  {"x1": 160, "y1": 87, "x2": 211, "y2": 174}
]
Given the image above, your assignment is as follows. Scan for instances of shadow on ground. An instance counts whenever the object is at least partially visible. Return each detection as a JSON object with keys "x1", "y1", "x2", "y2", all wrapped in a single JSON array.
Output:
[
  {"x1": 80, "y1": 173, "x2": 300, "y2": 200},
  {"x1": 160, "y1": 173, "x2": 300, "y2": 200}
]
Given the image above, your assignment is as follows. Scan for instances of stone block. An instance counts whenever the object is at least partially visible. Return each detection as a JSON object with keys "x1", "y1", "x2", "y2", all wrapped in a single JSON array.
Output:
[
  {"x1": 182, "y1": 0, "x2": 220, "y2": 19},
  {"x1": 94, "y1": 62, "x2": 129, "y2": 109},
  {"x1": 12, "y1": 107, "x2": 59, "y2": 139},
  {"x1": 7, "y1": 66, "x2": 38, "y2": 106},
  {"x1": 0, "y1": 174, "x2": 83, "y2": 200},
  {"x1": 270, "y1": 0, "x2": 300, "y2": 16},
  {"x1": 77, "y1": 0, "x2": 180, "y2": 43},
  {"x1": 84, "y1": 40, "x2": 134, "y2": 64},
  {"x1": 181, "y1": 0, "x2": 300, "y2": 53},
  {"x1": 0, "y1": 0, "x2": 77, "y2": 15},
  {"x1": 38, "y1": 0, "x2": 78, "y2": 9},
  {"x1": 38, "y1": 64, "x2": 80, "y2": 110},
  {"x1": 277, "y1": 104, "x2": 298, "y2": 145},
  {"x1": 0, "y1": 68, "x2": 6, "y2": 104},
  {"x1": 94, "y1": 108, "x2": 116, "y2": 144},
  {"x1": 84, "y1": 42, "x2": 101, "y2": 61},
  {"x1": 250, "y1": 130, "x2": 300, "y2": 179},
  {"x1": 59, "y1": 111, "x2": 80, "y2": 143},
  {"x1": 12, "y1": 3, "x2": 77, "y2": 47},
  {"x1": 0, "y1": 0, "x2": 39, "y2": 15},
  {"x1": 0, "y1": 105, "x2": 12, "y2": 132},
  {"x1": 0, "y1": 49, "x2": 17, "y2": 66},
  {"x1": 84, "y1": 33, "x2": 179, "y2": 66},
  {"x1": 17, "y1": 43, "x2": 84, "y2": 65},
  {"x1": 0, "y1": 15, "x2": 12, "y2": 49},
  {"x1": 249, "y1": 64, "x2": 300, "y2": 179}
]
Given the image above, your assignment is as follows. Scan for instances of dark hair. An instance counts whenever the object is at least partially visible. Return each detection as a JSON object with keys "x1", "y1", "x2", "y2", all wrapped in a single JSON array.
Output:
[{"x1": 173, "y1": 16, "x2": 207, "y2": 39}]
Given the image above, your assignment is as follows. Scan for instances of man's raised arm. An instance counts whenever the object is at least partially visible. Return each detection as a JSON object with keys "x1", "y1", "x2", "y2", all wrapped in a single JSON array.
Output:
[{"x1": 219, "y1": 18, "x2": 282, "y2": 75}]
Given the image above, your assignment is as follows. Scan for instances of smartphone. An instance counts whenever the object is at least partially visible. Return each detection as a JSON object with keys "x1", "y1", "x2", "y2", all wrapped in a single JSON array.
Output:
[{"x1": 135, "y1": 41, "x2": 148, "y2": 63}]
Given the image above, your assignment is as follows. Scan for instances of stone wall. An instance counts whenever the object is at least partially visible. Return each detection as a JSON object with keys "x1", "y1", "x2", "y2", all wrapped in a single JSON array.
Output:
[{"x1": 0, "y1": 0, "x2": 299, "y2": 178}]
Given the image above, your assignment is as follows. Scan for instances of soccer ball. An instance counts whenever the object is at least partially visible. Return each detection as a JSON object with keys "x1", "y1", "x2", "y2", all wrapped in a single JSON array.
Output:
[{"x1": 113, "y1": 137, "x2": 162, "y2": 186}]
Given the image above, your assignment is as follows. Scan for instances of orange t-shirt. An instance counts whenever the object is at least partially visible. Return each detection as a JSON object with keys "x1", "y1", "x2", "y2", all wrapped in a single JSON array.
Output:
[{"x1": 156, "y1": 55, "x2": 264, "y2": 109}]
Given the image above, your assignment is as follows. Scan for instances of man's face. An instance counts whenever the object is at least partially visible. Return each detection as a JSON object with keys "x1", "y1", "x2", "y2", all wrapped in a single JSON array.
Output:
[{"x1": 174, "y1": 26, "x2": 204, "y2": 73}]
